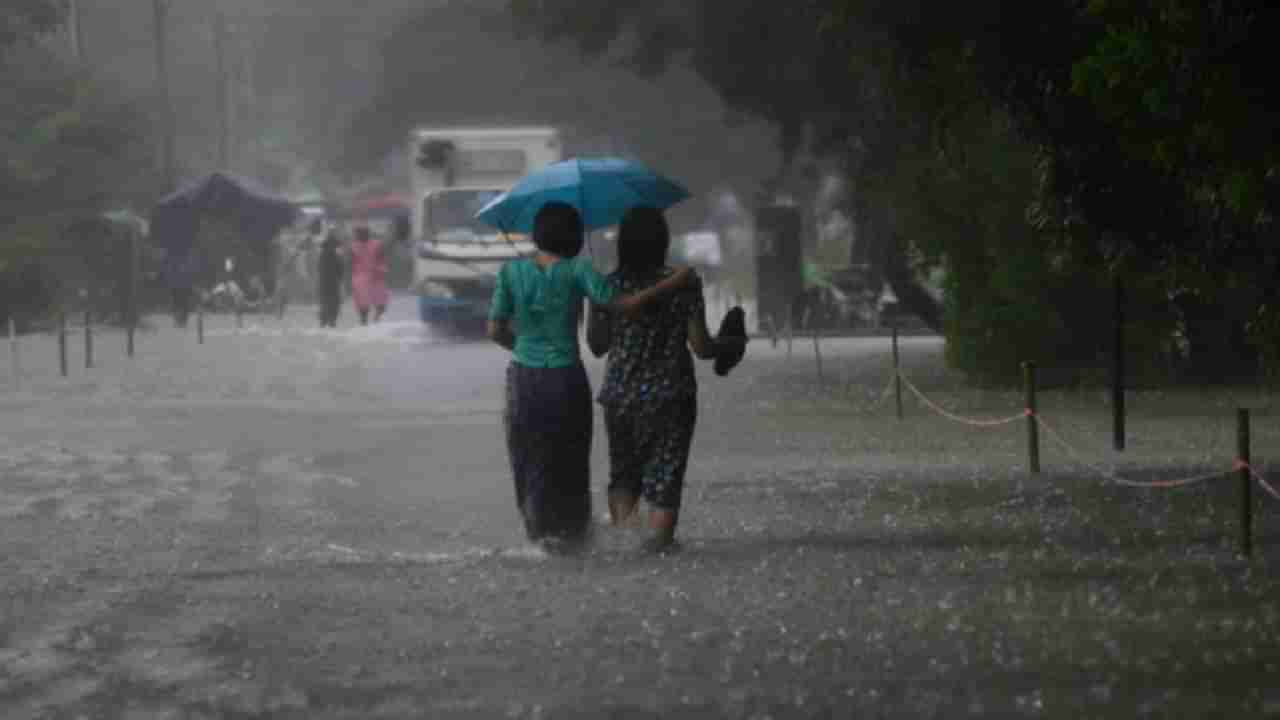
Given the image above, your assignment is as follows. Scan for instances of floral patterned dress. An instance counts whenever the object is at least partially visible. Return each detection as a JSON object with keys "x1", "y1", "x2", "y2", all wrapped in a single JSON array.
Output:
[{"x1": 597, "y1": 267, "x2": 704, "y2": 510}]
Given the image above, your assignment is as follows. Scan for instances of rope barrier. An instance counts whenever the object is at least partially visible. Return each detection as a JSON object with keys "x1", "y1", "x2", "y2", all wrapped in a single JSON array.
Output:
[
  {"x1": 890, "y1": 370, "x2": 1262, "y2": 495},
  {"x1": 1239, "y1": 460, "x2": 1280, "y2": 501},
  {"x1": 896, "y1": 372, "x2": 1029, "y2": 427},
  {"x1": 1032, "y1": 411, "x2": 1229, "y2": 489},
  {"x1": 860, "y1": 370, "x2": 899, "y2": 411}
]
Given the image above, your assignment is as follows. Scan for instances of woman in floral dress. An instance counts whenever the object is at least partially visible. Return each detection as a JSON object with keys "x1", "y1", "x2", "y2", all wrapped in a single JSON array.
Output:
[{"x1": 588, "y1": 206, "x2": 746, "y2": 552}]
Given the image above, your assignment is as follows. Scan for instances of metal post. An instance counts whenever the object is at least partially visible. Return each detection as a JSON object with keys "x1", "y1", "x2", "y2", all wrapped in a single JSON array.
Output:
[
  {"x1": 802, "y1": 307, "x2": 823, "y2": 382},
  {"x1": 812, "y1": 325, "x2": 824, "y2": 383},
  {"x1": 893, "y1": 325, "x2": 903, "y2": 420},
  {"x1": 785, "y1": 302, "x2": 794, "y2": 360},
  {"x1": 197, "y1": 306, "x2": 204, "y2": 344},
  {"x1": 1113, "y1": 278, "x2": 1126, "y2": 451},
  {"x1": 8, "y1": 316, "x2": 18, "y2": 386},
  {"x1": 58, "y1": 312, "x2": 68, "y2": 377},
  {"x1": 84, "y1": 308, "x2": 93, "y2": 369},
  {"x1": 1238, "y1": 408, "x2": 1252, "y2": 559},
  {"x1": 127, "y1": 230, "x2": 137, "y2": 358},
  {"x1": 1024, "y1": 362, "x2": 1039, "y2": 474}
]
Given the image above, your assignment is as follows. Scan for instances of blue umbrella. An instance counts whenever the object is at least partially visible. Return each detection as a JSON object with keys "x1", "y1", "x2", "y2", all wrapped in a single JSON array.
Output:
[{"x1": 474, "y1": 157, "x2": 690, "y2": 234}]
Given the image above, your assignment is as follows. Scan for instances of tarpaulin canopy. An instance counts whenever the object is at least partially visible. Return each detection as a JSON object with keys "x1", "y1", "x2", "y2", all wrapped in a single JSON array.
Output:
[{"x1": 150, "y1": 172, "x2": 297, "y2": 288}]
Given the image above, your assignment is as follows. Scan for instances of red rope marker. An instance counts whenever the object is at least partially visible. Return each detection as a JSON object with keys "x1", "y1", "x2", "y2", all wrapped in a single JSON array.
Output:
[
  {"x1": 1033, "y1": 412, "x2": 1230, "y2": 489},
  {"x1": 1238, "y1": 460, "x2": 1280, "y2": 501},
  {"x1": 898, "y1": 373, "x2": 1029, "y2": 427}
]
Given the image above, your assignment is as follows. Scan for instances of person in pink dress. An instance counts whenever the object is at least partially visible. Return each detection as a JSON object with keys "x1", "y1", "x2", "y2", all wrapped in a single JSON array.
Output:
[{"x1": 348, "y1": 226, "x2": 390, "y2": 324}]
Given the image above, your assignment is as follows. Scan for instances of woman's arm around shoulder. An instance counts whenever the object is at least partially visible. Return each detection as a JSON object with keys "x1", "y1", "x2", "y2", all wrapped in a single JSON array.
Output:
[{"x1": 612, "y1": 266, "x2": 699, "y2": 317}]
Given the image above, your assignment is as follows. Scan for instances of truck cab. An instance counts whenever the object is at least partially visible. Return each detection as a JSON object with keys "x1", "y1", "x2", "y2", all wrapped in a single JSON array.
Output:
[{"x1": 409, "y1": 127, "x2": 561, "y2": 335}]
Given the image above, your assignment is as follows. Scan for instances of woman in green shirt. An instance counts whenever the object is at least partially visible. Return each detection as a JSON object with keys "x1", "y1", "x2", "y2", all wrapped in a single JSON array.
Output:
[{"x1": 487, "y1": 202, "x2": 693, "y2": 549}]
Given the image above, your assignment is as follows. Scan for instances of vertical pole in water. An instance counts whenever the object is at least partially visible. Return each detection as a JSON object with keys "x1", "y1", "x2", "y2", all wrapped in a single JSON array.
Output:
[
  {"x1": 84, "y1": 308, "x2": 93, "y2": 369},
  {"x1": 127, "y1": 230, "x2": 137, "y2": 358},
  {"x1": 1238, "y1": 408, "x2": 1252, "y2": 559},
  {"x1": 1024, "y1": 362, "x2": 1039, "y2": 474},
  {"x1": 197, "y1": 306, "x2": 204, "y2": 344},
  {"x1": 1113, "y1": 278, "x2": 1126, "y2": 451},
  {"x1": 802, "y1": 307, "x2": 822, "y2": 382},
  {"x1": 58, "y1": 311, "x2": 68, "y2": 377},
  {"x1": 785, "y1": 302, "x2": 794, "y2": 360},
  {"x1": 893, "y1": 325, "x2": 903, "y2": 420},
  {"x1": 8, "y1": 316, "x2": 18, "y2": 386},
  {"x1": 812, "y1": 325, "x2": 824, "y2": 383}
]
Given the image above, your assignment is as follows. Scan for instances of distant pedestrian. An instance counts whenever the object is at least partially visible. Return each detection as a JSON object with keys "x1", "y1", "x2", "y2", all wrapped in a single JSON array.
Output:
[
  {"x1": 348, "y1": 226, "x2": 388, "y2": 325},
  {"x1": 588, "y1": 206, "x2": 747, "y2": 553},
  {"x1": 317, "y1": 232, "x2": 344, "y2": 328},
  {"x1": 165, "y1": 249, "x2": 201, "y2": 329},
  {"x1": 487, "y1": 202, "x2": 694, "y2": 551}
]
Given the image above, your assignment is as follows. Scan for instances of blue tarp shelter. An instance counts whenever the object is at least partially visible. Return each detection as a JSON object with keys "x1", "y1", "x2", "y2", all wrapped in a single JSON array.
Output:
[{"x1": 150, "y1": 172, "x2": 298, "y2": 289}]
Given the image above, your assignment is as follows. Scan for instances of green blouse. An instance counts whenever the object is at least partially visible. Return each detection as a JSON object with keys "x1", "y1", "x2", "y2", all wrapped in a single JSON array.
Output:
[{"x1": 489, "y1": 256, "x2": 618, "y2": 368}]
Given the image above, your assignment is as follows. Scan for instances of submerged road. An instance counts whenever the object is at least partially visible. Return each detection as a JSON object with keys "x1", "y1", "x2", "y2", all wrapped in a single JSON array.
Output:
[{"x1": 5, "y1": 297, "x2": 1273, "y2": 718}]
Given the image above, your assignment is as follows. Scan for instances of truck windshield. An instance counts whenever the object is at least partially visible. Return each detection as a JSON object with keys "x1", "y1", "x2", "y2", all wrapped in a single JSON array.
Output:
[{"x1": 427, "y1": 189, "x2": 504, "y2": 242}]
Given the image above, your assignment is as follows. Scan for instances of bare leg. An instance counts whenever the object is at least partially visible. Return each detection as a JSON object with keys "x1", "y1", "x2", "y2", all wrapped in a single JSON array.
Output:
[
  {"x1": 644, "y1": 508, "x2": 678, "y2": 551},
  {"x1": 358, "y1": 307, "x2": 369, "y2": 325},
  {"x1": 607, "y1": 490, "x2": 639, "y2": 527},
  {"x1": 374, "y1": 305, "x2": 386, "y2": 323}
]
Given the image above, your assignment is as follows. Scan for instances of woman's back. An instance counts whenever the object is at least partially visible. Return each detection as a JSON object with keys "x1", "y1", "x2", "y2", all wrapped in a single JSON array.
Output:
[
  {"x1": 492, "y1": 256, "x2": 615, "y2": 368},
  {"x1": 598, "y1": 266, "x2": 702, "y2": 413}
]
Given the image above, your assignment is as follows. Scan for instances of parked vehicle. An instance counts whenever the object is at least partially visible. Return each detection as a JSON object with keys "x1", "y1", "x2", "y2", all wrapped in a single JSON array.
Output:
[{"x1": 408, "y1": 126, "x2": 562, "y2": 336}]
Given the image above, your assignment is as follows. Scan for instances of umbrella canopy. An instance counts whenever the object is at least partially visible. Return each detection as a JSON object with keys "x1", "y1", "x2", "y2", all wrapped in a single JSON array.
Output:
[
  {"x1": 102, "y1": 209, "x2": 149, "y2": 237},
  {"x1": 475, "y1": 157, "x2": 690, "y2": 234}
]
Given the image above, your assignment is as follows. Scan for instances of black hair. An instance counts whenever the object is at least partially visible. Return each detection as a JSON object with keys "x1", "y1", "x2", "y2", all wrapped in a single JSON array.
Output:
[
  {"x1": 616, "y1": 206, "x2": 670, "y2": 273},
  {"x1": 532, "y1": 202, "x2": 585, "y2": 258}
]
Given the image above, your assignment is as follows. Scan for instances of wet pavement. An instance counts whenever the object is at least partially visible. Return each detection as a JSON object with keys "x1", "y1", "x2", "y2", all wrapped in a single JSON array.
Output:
[{"x1": 2, "y1": 296, "x2": 1278, "y2": 718}]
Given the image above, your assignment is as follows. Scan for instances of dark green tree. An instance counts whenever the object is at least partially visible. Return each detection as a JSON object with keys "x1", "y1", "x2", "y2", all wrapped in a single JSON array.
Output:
[
  {"x1": 0, "y1": 0, "x2": 60, "y2": 55},
  {"x1": 1, "y1": 9, "x2": 153, "y2": 327}
]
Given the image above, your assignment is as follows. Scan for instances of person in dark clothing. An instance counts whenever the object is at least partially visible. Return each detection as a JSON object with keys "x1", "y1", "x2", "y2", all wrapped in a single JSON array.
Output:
[
  {"x1": 588, "y1": 206, "x2": 747, "y2": 552},
  {"x1": 317, "y1": 232, "x2": 344, "y2": 328}
]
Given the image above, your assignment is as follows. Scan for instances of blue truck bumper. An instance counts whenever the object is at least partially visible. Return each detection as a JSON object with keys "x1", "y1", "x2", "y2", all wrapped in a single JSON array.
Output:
[{"x1": 418, "y1": 294, "x2": 489, "y2": 327}]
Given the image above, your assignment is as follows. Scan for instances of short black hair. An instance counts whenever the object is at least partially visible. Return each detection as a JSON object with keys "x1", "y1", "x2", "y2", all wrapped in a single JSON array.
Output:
[
  {"x1": 617, "y1": 206, "x2": 670, "y2": 272},
  {"x1": 532, "y1": 202, "x2": 584, "y2": 258}
]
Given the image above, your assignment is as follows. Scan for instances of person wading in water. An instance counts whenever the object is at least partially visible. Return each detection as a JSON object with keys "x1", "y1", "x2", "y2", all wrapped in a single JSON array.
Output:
[{"x1": 487, "y1": 202, "x2": 695, "y2": 551}]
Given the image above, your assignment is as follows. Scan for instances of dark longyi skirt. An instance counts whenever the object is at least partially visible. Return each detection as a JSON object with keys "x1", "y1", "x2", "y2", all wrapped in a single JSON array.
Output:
[{"x1": 504, "y1": 362, "x2": 593, "y2": 542}]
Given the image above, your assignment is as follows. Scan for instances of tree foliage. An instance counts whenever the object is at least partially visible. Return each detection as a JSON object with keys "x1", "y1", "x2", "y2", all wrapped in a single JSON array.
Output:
[
  {"x1": 512, "y1": 0, "x2": 1280, "y2": 382},
  {"x1": 0, "y1": 0, "x2": 60, "y2": 55},
  {"x1": 0, "y1": 20, "x2": 153, "y2": 325},
  {"x1": 341, "y1": 1, "x2": 779, "y2": 233}
]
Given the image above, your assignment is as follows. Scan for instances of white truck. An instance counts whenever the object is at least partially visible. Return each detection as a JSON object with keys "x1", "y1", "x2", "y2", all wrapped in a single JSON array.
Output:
[{"x1": 409, "y1": 126, "x2": 562, "y2": 334}]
